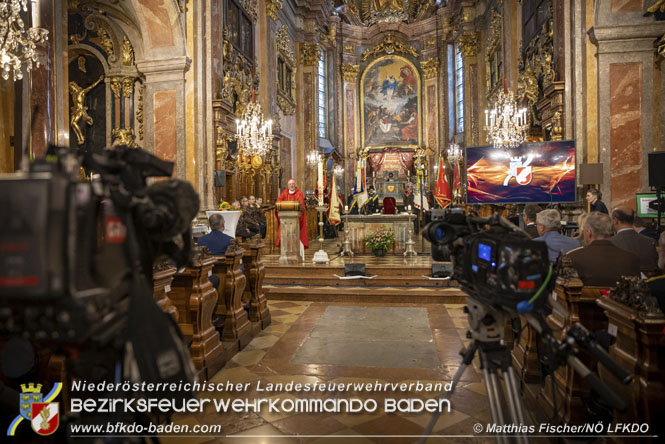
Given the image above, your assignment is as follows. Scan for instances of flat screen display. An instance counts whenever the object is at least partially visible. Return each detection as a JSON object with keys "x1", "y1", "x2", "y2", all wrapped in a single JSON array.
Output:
[
  {"x1": 477, "y1": 243, "x2": 492, "y2": 262},
  {"x1": 466, "y1": 140, "x2": 576, "y2": 204}
]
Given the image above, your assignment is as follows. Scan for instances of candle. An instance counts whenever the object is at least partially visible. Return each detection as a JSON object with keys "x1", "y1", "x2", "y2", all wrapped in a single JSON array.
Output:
[
  {"x1": 407, "y1": 205, "x2": 411, "y2": 211},
  {"x1": 317, "y1": 156, "x2": 324, "y2": 205},
  {"x1": 344, "y1": 205, "x2": 348, "y2": 212}
]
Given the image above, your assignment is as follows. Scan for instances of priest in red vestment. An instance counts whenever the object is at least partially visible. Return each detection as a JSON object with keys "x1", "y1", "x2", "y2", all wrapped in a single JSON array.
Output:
[{"x1": 275, "y1": 178, "x2": 309, "y2": 249}]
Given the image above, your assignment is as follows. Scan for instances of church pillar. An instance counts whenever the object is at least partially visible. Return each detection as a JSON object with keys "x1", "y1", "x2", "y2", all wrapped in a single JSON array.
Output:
[
  {"x1": 459, "y1": 32, "x2": 480, "y2": 147},
  {"x1": 299, "y1": 43, "x2": 321, "y2": 192},
  {"x1": 422, "y1": 57, "x2": 439, "y2": 178},
  {"x1": 589, "y1": 1, "x2": 665, "y2": 209},
  {"x1": 27, "y1": 0, "x2": 69, "y2": 157},
  {"x1": 185, "y1": 0, "x2": 215, "y2": 209},
  {"x1": 341, "y1": 62, "x2": 359, "y2": 194},
  {"x1": 137, "y1": 57, "x2": 190, "y2": 180}
]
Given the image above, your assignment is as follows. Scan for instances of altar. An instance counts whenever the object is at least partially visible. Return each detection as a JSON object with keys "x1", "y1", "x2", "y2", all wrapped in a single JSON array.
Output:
[
  {"x1": 345, "y1": 214, "x2": 416, "y2": 254},
  {"x1": 376, "y1": 180, "x2": 406, "y2": 205}
]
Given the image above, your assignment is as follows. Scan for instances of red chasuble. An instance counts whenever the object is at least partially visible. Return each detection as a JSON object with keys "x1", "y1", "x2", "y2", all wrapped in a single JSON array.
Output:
[{"x1": 275, "y1": 187, "x2": 309, "y2": 249}]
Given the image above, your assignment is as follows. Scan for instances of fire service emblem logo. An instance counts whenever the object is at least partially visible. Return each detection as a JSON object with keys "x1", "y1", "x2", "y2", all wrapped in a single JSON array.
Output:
[
  {"x1": 504, "y1": 155, "x2": 534, "y2": 186},
  {"x1": 7, "y1": 382, "x2": 62, "y2": 436}
]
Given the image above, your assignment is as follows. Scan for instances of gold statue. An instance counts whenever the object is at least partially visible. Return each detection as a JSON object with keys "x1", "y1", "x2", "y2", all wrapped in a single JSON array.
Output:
[
  {"x1": 372, "y1": 0, "x2": 404, "y2": 12},
  {"x1": 69, "y1": 75, "x2": 103, "y2": 145}
]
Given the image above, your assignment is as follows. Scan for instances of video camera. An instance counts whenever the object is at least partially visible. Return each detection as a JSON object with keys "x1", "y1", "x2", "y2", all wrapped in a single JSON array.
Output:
[
  {"x1": 0, "y1": 146, "x2": 198, "y2": 344},
  {"x1": 422, "y1": 208, "x2": 552, "y2": 312}
]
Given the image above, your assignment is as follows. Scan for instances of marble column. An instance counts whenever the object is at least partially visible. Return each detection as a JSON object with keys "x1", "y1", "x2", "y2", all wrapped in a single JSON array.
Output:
[
  {"x1": 589, "y1": 1, "x2": 665, "y2": 209},
  {"x1": 459, "y1": 32, "x2": 480, "y2": 147},
  {"x1": 341, "y1": 62, "x2": 359, "y2": 192},
  {"x1": 299, "y1": 43, "x2": 321, "y2": 191},
  {"x1": 137, "y1": 57, "x2": 190, "y2": 179},
  {"x1": 28, "y1": 0, "x2": 69, "y2": 157}
]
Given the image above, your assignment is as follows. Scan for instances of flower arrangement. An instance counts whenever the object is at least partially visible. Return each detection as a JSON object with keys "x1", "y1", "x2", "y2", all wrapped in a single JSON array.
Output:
[
  {"x1": 364, "y1": 225, "x2": 395, "y2": 251},
  {"x1": 219, "y1": 201, "x2": 231, "y2": 210}
]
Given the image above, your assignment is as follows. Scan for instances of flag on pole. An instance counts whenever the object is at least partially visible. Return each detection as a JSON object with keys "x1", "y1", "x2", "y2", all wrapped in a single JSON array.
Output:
[
  {"x1": 352, "y1": 157, "x2": 368, "y2": 209},
  {"x1": 434, "y1": 156, "x2": 451, "y2": 208},
  {"x1": 452, "y1": 162, "x2": 462, "y2": 196},
  {"x1": 413, "y1": 165, "x2": 430, "y2": 211},
  {"x1": 328, "y1": 173, "x2": 341, "y2": 226}
]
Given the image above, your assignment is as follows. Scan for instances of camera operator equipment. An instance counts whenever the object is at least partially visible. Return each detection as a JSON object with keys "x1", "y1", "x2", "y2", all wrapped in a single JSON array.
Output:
[
  {"x1": 418, "y1": 209, "x2": 632, "y2": 444},
  {"x1": 0, "y1": 145, "x2": 199, "y2": 443}
]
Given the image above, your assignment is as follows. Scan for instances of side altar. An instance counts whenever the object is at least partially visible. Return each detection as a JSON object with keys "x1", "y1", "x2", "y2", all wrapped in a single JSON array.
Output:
[{"x1": 345, "y1": 214, "x2": 415, "y2": 254}]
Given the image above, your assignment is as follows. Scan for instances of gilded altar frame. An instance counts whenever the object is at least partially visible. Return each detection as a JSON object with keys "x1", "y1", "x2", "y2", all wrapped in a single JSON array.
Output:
[{"x1": 360, "y1": 55, "x2": 422, "y2": 151}]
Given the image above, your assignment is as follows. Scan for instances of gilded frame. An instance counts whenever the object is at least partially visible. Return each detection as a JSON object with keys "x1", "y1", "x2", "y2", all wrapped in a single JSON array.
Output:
[
  {"x1": 276, "y1": 25, "x2": 296, "y2": 115},
  {"x1": 360, "y1": 55, "x2": 422, "y2": 150}
]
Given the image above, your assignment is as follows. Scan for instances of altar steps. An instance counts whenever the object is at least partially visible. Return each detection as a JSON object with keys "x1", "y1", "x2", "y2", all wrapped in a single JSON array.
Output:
[
  {"x1": 262, "y1": 256, "x2": 467, "y2": 303},
  {"x1": 262, "y1": 284, "x2": 466, "y2": 304}
]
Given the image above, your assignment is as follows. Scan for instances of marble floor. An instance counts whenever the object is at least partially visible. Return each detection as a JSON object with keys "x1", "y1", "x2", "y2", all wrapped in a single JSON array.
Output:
[{"x1": 169, "y1": 301, "x2": 499, "y2": 443}]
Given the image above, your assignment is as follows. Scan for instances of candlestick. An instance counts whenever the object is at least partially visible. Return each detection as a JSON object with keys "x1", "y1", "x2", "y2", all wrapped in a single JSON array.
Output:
[{"x1": 317, "y1": 156, "x2": 324, "y2": 206}]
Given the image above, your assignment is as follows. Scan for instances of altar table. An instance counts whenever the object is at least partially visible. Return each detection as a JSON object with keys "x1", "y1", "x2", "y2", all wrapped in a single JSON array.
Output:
[{"x1": 345, "y1": 214, "x2": 416, "y2": 254}]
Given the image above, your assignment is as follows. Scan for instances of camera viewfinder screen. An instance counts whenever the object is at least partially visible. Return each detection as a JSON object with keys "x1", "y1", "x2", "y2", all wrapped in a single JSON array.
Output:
[
  {"x1": 466, "y1": 140, "x2": 576, "y2": 204},
  {"x1": 477, "y1": 243, "x2": 492, "y2": 262}
]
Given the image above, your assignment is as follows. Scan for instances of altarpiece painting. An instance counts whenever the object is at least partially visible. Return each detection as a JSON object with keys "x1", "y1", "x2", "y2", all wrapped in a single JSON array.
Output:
[{"x1": 361, "y1": 55, "x2": 421, "y2": 149}]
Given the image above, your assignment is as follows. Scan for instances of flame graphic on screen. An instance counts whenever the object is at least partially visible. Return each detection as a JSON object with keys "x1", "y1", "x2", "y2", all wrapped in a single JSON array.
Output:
[{"x1": 467, "y1": 154, "x2": 575, "y2": 203}]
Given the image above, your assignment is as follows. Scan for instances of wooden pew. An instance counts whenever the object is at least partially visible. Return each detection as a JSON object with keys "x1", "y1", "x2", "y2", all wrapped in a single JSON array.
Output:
[
  {"x1": 211, "y1": 242, "x2": 252, "y2": 351},
  {"x1": 240, "y1": 240, "x2": 271, "y2": 329},
  {"x1": 170, "y1": 248, "x2": 224, "y2": 380},
  {"x1": 537, "y1": 264, "x2": 587, "y2": 424},
  {"x1": 538, "y1": 262, "x2": 612, "y2": 424},
  {"x1": 152, "y1": 264, "x2": 178, "y2": 321},
  {"x1": 597, "y1": 277, "x2": 665, "y2": 444}
]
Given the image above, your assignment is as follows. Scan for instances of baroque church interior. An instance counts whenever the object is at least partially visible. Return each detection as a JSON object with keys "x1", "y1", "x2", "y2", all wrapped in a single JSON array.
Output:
[{"x1": 1, "y1": 0, "x2": 665, "y2": 443}]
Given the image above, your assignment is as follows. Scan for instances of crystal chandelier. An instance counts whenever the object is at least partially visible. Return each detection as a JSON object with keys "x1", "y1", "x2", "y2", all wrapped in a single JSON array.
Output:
[
  {"x1": 306, "y1": 150, "x2": 320, "y2": 167},
  {"x1": 333, "y1": 164, "x2": 344, "y2": 176},
  {"x1": 236, "y1": 102, "x2": 273, "y2": 157},
  {"x1": 485, "y1": 89, "x2": 527, "y2": 150},
  {"x1": 447, "y1": 142, "x2": 462, "y2": 164},
  {"x1": 0, "y1": 0, "x2": 49, "y2": 81}
]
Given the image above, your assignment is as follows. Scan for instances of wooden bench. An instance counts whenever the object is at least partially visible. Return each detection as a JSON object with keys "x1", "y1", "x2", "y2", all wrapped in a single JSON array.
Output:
[
  {"x1": 170, "y1": 250, "x2": 224, "y2": 380},
  {"x1": 152, "y1": 264, "x2": 178, "y2": 321},
  {"x1": 240, "y1": 240, "x2": 271, "y2": 329},
  {"x1": 597, "y1": 278, "x2": 665, "y2": 444},
  {"x1": 211, "y1": 243, "x2": 252, "y2": 351}
]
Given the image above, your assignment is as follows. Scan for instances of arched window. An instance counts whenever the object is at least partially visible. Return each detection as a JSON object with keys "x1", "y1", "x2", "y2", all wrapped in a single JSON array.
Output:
[
  {"x1": 318, "y1": 50, "x2": 327, "y2": 138},
  {"x1": 455, "y1": 43, "x2": 464, "y2": 134}
]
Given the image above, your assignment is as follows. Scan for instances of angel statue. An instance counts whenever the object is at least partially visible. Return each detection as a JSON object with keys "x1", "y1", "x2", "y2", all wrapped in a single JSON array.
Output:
[{"x1": 70, "y1": 75, "x2": 103, "y2": 145}]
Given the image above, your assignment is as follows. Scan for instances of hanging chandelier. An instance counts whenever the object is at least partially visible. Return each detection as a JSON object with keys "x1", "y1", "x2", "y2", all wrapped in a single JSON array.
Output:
[
  {"x1": 236, "y1": 102, "x2": 273, "y2": 157},
  {"x1": 306, "y1": 150, "x2": 320, "y2": 168},
  {"x1": 0, "y1": 0, "x2": 49, "y2": 81},
  {"x1": 485, "y1": 89, "x2": 527, "y2": 150},
  {"x1": 333, "y1": 164, "x2": 344, "y2": 176},
  {"x1": 447, "y1": 142, "x2": 462, "y2": 164}
]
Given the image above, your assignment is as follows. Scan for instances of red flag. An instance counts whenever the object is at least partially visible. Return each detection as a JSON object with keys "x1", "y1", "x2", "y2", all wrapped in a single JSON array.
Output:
[{"x1": 433, "y1": 156, "x2": 451, "y2": 208}]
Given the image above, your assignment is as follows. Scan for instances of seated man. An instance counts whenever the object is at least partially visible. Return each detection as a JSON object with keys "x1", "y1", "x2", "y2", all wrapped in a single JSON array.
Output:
[
  {"x1": 566, "y1": 212, "x2": 640, "y2": 287},
  {"x1": 197, "y1": 214, "x2": 234, "y2": 289},
  {"x1": 611, "y1": 206, "x2": 659, "y2": 272},
  {"x1": 237, "y1": 196, "x2": 260, "y2": 239},
  {"x1": 254, "y1": 197, "x2": 267, "y2": 238},
  {"x1": 364, "y1": 186, "x2": 380, "y2": 214},
  {"x1": 534, "y1": 209, "x2": 580, "y2": 263},
  {"x1": 522, "y1": 203, "x2": 541, "y2": 239},
  {"x1": 634, "y1": 216, "x2": 659, "y2": 241}
]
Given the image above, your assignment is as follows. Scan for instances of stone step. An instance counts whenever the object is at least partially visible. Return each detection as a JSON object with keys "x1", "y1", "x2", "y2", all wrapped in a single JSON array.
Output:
[
  {"x1": 264, "y1": 284, "x2": 467, "y2": 304},
  {"x1": 264, "y1": 275, "x2": 454, "y2": 288}
]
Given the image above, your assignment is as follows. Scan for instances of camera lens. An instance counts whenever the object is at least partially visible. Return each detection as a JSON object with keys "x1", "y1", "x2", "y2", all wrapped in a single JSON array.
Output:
[{"x1": 435, "y1": 226, "x2": 446, "y2": 241}]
